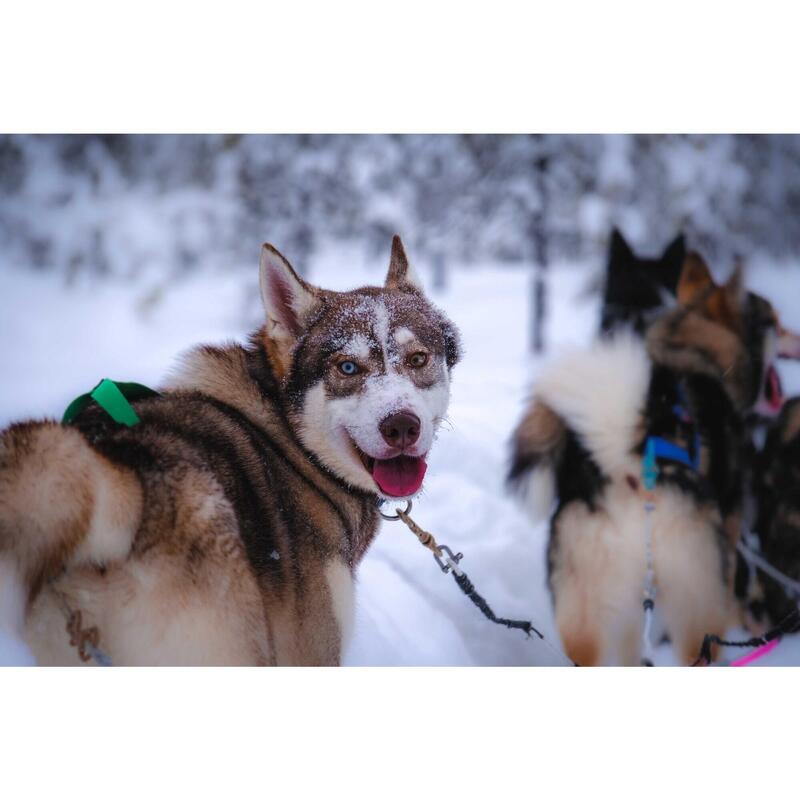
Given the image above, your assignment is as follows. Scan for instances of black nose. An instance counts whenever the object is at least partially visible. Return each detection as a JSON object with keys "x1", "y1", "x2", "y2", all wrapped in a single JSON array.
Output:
[{"x1": 379, "y1": 411, "x2": 421, "y2": 449}]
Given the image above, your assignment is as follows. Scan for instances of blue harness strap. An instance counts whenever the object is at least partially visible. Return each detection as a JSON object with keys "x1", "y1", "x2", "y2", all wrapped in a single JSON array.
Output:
[
  {"x1": 642, "y1": 383, "x2": 701, "y2": 489},
  {"x1": 642, "y1": 438, "x2": 659, "y2": 491},
  {"x1": 648, "y1": 434, "x2": 700, "y2": 471},
  {"x1": 639, "y1": 381, "x2": 701, "y2": 665}
]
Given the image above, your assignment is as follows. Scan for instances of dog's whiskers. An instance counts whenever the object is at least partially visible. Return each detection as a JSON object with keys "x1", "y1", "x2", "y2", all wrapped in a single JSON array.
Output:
[{"x1": 434, "y1": 415, "x2": 455, "y2": 432}]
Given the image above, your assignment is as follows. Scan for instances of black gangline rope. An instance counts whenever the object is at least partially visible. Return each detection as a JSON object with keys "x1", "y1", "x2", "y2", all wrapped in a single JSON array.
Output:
[
  {"x1": 451, "y1": 570, "x2": 544, "y2": 638},
  {"x1": 392, "y1": 506, "x2": 578, "y2": 665},
  {"x1": 452, "y1": 569, "x2": 578, "y2": 665},
  {"x1": 692, "y1": 533, "x2": 800, "y2": 666},
  {"x1": 692, "y1": 608, "x2": 800, "y2": 666}
]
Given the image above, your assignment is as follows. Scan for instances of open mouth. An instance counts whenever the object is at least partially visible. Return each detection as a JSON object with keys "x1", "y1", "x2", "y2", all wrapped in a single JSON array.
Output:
[
  {"x1": 764, "y1": 363, "x2": 784, "y2": 412},
  {"x1": 357, "y1": 450, "x2": 428, "y2": 497}
]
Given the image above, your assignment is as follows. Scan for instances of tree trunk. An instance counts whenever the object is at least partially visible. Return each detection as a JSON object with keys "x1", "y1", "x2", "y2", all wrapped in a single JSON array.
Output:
[{"x1": 530, "y1": 152, "x2": 549, "y2": 354}]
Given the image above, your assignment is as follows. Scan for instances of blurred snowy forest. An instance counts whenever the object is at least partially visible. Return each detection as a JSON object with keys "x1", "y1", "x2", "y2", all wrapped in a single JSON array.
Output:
[{"x1": 2, "y1": 134, "x2": 800, "y2": 288}]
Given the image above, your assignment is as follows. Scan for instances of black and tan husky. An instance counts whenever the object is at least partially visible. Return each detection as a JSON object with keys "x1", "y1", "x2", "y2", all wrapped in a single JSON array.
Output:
[
  {"x1": 0, "y1": 236, "x2": 461, "y2": 665},
  {"x1": 747, "y1": 398, "x2": 800, "y2": 625},
  {"x1": 600, "y1": 228, "x2": 686, "y2": 335},
  {"x1": 508, "y1": 253, "x2": 800, "y2": 665}
]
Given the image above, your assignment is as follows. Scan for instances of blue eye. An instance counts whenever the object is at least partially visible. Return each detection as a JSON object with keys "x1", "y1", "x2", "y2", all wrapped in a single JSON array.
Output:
[{"x1": 338, "y1": 360, "x2": 360, "y2": 375}]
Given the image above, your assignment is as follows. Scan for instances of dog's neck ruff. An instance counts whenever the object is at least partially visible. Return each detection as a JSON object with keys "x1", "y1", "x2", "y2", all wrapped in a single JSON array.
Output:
[{"x1": 646, "y1": 307, "x2": 752, "y2": 413}]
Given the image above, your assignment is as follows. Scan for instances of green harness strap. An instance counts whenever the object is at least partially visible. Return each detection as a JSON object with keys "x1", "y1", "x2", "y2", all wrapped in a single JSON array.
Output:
[
  {"x1": 62, "y1": 379, "x2": 159, "y2": 427},
  {"x1": 59, "y1": 378, "x2": 159, "y2": 667}
]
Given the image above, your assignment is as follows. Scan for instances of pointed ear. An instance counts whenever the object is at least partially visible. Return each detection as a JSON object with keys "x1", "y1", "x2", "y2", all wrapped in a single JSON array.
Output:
[
  {"x1": 706, "y1": 263, "x2": 745, "y2": 332},
  {"x1": 679, "y1": 253, "x2": 742, "y2": 332},
  {"x1": 259, "y1": 244, "x2": 319, "y2": 338},
  {"x1": 725, "y1": 261, "x2": 746, "y2": 306},
  {"x1": 677, "y1": 252, "x2": 715, "y2": 306},
  {"x1": 609, "y1": 228, "x2": 633, "y2": 264},
  {"x1": 385, "y1": 235, "x2": 423, "y2": 291},
  {"x1": 659, "y1": 233, "x2": 686, "y2": 294},
  {"x1": 662, "y1": 233, "x2": 686, "y2": 270}
]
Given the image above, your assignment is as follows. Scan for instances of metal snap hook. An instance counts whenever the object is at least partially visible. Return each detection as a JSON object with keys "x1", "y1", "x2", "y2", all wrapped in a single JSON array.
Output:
[{"x1": 433, "y1": 544, "x2": 464, "y2": 575}]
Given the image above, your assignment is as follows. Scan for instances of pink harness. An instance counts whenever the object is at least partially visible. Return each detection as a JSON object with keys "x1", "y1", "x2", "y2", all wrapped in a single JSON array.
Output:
[{"x1": 729, "y1": 638, "x2": 780, "y2": 667}]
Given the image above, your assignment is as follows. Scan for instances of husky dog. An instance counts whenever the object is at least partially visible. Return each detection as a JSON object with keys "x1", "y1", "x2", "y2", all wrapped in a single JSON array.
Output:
[
  {"x1": 508, "y1": 252, "x2": 799, "y2": 665},
  {"x1": 746, "y1": 398, "x2": 800, "y2": 625},
  {"x1": 0, "y1": 236, "x2": 461, "y2": 666},
  {"x1": 600, "y1": 228, "x2": 686, "y2": 335}
]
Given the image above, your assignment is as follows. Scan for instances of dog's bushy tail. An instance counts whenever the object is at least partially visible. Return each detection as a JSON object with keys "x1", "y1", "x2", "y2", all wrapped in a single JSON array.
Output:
[
  {"x1": 507, "y1": 335, "x2": 652, "y2": 523},
  {"x1": 506, "y1": 399, "x2": 565, "y2": 522}
]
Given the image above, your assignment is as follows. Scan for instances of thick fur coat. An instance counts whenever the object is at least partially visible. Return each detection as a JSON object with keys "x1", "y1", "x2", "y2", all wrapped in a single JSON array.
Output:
[
  {"x1": 0, "y1": 236, "x2": 461, "y2": 665},
  {"x1": 509, "y1": 253, "x2": 791, "y2": 665}
]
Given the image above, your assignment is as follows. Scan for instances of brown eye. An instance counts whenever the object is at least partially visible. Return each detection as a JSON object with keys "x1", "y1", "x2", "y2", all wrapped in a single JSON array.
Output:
[{"x1": 408, "y1": 352, "x2": 428, "y2": 368}]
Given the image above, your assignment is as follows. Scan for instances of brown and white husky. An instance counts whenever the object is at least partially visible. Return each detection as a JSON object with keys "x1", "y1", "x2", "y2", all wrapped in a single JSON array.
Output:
[
  {"x1": 508, "y1": 253, "x2": 800, "y2": 665},
  {"x1": 0, "y1": 236, "x2": 461, "y2": 665}
]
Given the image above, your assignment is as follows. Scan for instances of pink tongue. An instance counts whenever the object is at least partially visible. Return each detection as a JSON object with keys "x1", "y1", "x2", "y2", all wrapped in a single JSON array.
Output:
[
  {"x1": 767, "y1": 365, "x2": 783, "y2": 410},
  {"x1": 372, "y1": 456, "x2": 427, "y2": 497}
]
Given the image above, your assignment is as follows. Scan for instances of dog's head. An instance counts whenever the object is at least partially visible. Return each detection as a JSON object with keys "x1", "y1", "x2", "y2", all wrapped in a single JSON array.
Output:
[
  {"x1": 258, "y1": 235, "x2": 461, "y2": 499},
  {"x1": 667, "y1": 252, "x2": 800, "y2": 415},
  {"x1": 600, "y1": 228, "x2": 686, "y2": 335}
]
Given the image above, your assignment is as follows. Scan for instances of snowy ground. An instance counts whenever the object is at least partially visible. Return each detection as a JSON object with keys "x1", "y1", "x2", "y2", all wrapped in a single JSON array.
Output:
[{"x1": 1, "y1": 253, "x2": 800, "y2": 665}]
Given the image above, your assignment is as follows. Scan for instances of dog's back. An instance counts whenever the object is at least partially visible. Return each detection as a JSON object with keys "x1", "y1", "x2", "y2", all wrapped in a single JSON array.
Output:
[
  {"x1": 2, "y1": 341, "x2": 374, "y2": 665},
  {"x1": 509, "y1": 334, "x2": 736, "y2": 665}
]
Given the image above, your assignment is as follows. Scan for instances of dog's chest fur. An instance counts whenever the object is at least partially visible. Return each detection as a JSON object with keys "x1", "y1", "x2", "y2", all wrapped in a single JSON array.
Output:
[{"x1": 27, "y1": 340, "x2": 379, "y2": 666}]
